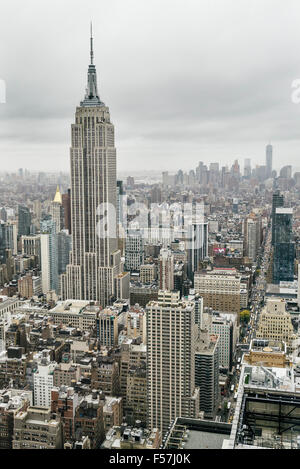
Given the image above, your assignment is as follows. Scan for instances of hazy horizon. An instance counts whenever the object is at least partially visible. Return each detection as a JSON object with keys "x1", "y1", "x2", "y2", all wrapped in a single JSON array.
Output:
[{"x1": 1, "y1": 0, "x2": 300, "y2": 173}]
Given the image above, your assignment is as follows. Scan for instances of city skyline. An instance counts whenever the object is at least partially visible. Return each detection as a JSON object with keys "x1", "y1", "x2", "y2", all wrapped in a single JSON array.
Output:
[
  {"x1": 2, "y1": 1, "x2": 300, "y2": 454},
  {"x1": 2, "y1": 0, "x2": 300, "y2": 172}
]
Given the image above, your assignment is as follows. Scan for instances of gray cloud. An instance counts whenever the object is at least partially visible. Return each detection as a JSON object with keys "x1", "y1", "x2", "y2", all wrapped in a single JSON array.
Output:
[{"x1": 1, "y1": 0, "x2": 300, "y2": 173}]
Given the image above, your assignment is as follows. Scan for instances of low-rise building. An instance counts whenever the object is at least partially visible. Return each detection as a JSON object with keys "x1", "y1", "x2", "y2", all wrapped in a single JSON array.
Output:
[
  {"x1": 12, "y1": 406, "x2": 62, "y2": 449},
  {"x1": 101, "y1": 425, "x2": 161, "y2": 449},
  {"x1": 256, "y1": 298, "x2": 296, "y2": 351},
  {"x1": 49, "y1": 300, "x2": 99, "y2": 331}
]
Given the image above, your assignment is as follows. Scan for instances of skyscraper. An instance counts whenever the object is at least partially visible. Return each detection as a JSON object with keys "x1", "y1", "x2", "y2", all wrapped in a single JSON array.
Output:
[
  {"x1": 62, "y1": 189, "x2": 71, "y2": 234},
  {"x1": 0, "y1": 222, "x2": 15, "y2": 264},
  {"x1": 244, "y1": 158, "x2": 251, "y2": 178},
  {"x1": 244, "y1": 214, "x2": 262, "y2": 262},
  {"x1": 187, "y1": 222, "x2": 208, "y2": 283},
  {"x1": 18, "y1": 205, "x2": 31, "y2": 237},
  {"x1": 57, "y1": 230, "x2": 71, "y2": 276},
  {"x1": 50, "y1": 186, "x2": 64, "y2": 234},
  {"x1": 146, "y1": 291, "x2": 199, "y2": 435},
  {"x1": 62, "y1": 27, "x2": 122, "y2": 306},
  {"x1": 271, "y1": 191, "x2": 284, "y2": 246},
  {"x1": 272, "y1": 208, "x2": 295, "y2": 284},
  {"x1": 195, "y1": 331, "x2": 219, "y2": 418},
  {"x1": 158, "y1": 248, "x2": 174, "y2": 291},
  {"x1": 266, "y1": 144, "x2": 273, "y2": 178},
  {"x1": 40, "y1": 219, "x2": 58, "y2": 294},
  {"x1": 125, "y1": 232, "x2": 144, "y2": 272}
]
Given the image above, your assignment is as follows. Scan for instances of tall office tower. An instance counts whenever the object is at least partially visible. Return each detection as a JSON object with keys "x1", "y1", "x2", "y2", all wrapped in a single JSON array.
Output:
[
  {"x1": 126, "y1": 176, "x2": 135, "y2": 188},
  {"x1": 272, "y1": 208, "x2": 295, "y2": 284},
  {"x1": 146, "y1": 291, "x2": 200, "y2": 435},
  {"x1": 50, "y1": 186, "x2": 64, "y2": 234},
  {"x1": 209, "y1": 315, "x2": 236, "y2": 371},
  {"x1": 266, "y1": 144, "x2": 273, "y2": 178},
  {"x1": 232, "y1": 198, "x2": 239, "y2": 214},
  {"x1": 195, "y1": 331, "x2": 219, "y2": 418},
  {"x1": 220, "y1": 166, "x2": 227, "y2": 187},
  {"x1": 186, "y1": 290, "x2": 204, "y2": 328},
  {"x1": 244, "y1": 158, "x2": 251, "y2": 178},
  {"x1": 298, "y1": 265, "x2": 300, "y2": 308},
  {"x1": 188, "y1": 170, "x2": 196, "y2": 186},
  {"x1": 125, "y1": 232, "x2": 144, "y2": 272},
  {"x1": 201, "y1": 165, "x2": 209, "y2": 186},
  {"x1": 244, "y1": 215, "x2": 262, "y2": 262},
  {"x1": 271, "y1": 191, "x2": 284, "y2": 246},
  {"x1": 209, "y1": 163, "x2": 219, "y2": 186},
  {"x1": 40, "y1": 219, "x2": 58, "y2": 294},
  {"x1": 62, "y1": 189, "x2": 71, "y2": 234},
  {"x1": 96, "y1": 308, "x2": 119, "y2": 347},
  {"x1": 62, "y1": 28, "x2": 121, "y2": 306},
  {"x1": 0, "y1": 319, "x2": 5, "y2": 353},
  {"x1": 32, "y1": 200, "x2": 42, "y2": 229},
  {"x1": 116, "y1": 180, "x2": 124, "y2": 230},
  {"x1": 117, "y1": 181, "x2": 127, "y2": 256},
  {"x1": 57, "y1": 230, "x2": 71, "y2": 276},
  {"x1": 196, "y1": 161, "x2": 204, "y2": 183},
  {"x1": 17, "y1": 205, "x2": 31, "y2": 237},
  {"x1": 0, "y1": 208, "x2": 7, "y2": 222},
  {"x1": 176, "y1": 169, "x2": 184, "y2": 186},
  {"x1": 0, "y1": 222, "x2": 15, "y2": 264},
  {"x1": 158, "y1": 248, "x2": 174, "y2": 291},
  {"x1": 187, "y1": 222, "x2": 208, "y2": 283},
  {"x1": 151, "y1": 185, "x2": 162, "y2": 203},
  {"x1": 231, "y1": 160, "x2": 240, "y2": 180}
]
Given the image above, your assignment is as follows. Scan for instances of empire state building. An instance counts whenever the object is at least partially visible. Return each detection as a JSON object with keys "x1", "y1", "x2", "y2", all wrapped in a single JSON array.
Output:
[{"x1": 61, "y1": 28, "x2": 126, "y2": 307}]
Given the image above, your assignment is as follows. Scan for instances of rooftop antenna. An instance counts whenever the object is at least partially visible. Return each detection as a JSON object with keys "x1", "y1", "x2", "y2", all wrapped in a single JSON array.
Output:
[{"x1": 90, "y1": 21, "x2": 94, "y2": 65}]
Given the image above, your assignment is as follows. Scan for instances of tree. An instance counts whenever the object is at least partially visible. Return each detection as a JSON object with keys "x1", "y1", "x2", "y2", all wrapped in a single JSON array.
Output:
[{"x1": 239, "y1": 309, "x2": 250, "y2": 323}]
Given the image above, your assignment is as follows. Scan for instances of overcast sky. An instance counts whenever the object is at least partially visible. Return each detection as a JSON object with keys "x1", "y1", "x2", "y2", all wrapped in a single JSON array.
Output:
[{"x1": 1, "y1": 0, "x2": 300, "y2": 174}]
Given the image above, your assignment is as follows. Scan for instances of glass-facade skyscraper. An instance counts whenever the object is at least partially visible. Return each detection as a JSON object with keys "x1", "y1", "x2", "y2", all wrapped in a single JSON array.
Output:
[
  {"x1": 187, "y1": 222, "x2": 208, "y2": 283},
  {"x1": 272, "y1": 207, "x2": 295, "y2": 284},
  {"x1": 271, "y1": 191, "x2": 284, "y2": 246},
  {"x1": 18, "y1": 205, "x2": 31, "y2": 237}
]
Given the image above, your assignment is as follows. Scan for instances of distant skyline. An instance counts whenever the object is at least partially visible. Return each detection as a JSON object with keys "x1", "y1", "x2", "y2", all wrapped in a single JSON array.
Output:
[{"x1": 1, "y1": 0, "x2": 300, "y2": 172}]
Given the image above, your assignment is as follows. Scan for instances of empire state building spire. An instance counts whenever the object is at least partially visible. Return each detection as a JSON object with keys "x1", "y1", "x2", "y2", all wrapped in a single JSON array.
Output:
[
  {"x1": 80, "y1": 23, "x2": 104, "y2": 107},
  {"x1": 90, "y1": 22, "x2": 94, "y2": 65}
]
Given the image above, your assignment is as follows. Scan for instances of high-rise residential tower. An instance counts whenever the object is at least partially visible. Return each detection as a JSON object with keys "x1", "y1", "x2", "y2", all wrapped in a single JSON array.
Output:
[
  {"x1": 40, "y1": 219, "x2": 58, "y2": 294},
  {"x1": 158, "y1": 248, "x2": 174, "y2": 291},
  {"x1": 146, "y1": 291, "x2": 200, "y2": 435},
  {"x1": 266, "y1": 144, "x2": 273, "y2": 178},
  {"x1": 244, "y1": 214, "x2": 262, "y2": 262},
  {"x1": 61, "y1": 27, "x2": 122, "y2": 306}
]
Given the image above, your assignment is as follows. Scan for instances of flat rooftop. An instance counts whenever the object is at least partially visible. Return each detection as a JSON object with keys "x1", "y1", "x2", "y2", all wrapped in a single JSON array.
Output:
[
  {"x1": 185, "y1": 429, "x2": 230, "y2": 449},
  {"x1": 163, "y1": 418, "x2": 232, "y2": 450}
]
